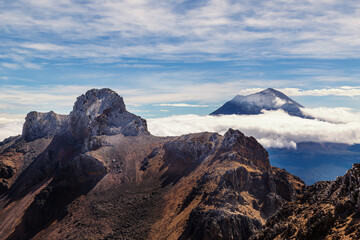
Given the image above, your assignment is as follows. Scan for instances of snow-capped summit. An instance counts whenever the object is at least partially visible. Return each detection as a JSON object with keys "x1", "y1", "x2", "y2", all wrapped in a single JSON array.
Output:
[{"x1": 211, "y1": 88, "x2": 305, "y2": 117}]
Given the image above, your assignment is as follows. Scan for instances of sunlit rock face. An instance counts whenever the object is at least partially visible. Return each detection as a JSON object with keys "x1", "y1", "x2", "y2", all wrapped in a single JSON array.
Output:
[
  {"x1": 22, "y1": 111, "x2": 67, "y2": 141},
  {"x1": 68, "y1": 88, "x2": 149, "y2": 143}
]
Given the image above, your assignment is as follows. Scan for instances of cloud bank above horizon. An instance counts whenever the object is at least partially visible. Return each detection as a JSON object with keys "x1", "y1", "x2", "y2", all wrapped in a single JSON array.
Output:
[
  {"x1": 2, "y1": 107, "x2": 360, "y2": 148},
  {"x1": 0, "y1": 117, "x2": 24, "y2": 141},
  {"x1": 147, "y1": 108, "x2": 360, "y2": 149}
]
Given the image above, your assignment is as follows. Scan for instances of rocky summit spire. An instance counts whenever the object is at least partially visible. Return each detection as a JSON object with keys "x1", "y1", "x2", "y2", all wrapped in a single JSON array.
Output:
[{"x1": 68, "y1": 88, "x2": 149, "y2": 142}]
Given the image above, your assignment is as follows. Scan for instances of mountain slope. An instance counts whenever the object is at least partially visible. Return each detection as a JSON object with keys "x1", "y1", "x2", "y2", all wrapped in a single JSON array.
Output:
[
  {"x1": 0, "y1": 88, "x2": 303, "y2": 240},
  {"x1": 211, "y1": 88, "x2": 304, "y2": 117},
  {"x1": 251, "y1": 163, "x2": 360, "y2": 240}
]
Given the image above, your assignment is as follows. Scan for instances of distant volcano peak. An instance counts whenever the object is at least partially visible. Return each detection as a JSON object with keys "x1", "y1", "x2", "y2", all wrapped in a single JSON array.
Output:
[{"x1": 211, "y1": 88, "x2": 305, "y2": 117}]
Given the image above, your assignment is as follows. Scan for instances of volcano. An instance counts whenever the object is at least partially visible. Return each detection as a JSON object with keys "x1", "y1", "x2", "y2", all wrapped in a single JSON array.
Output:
[{"x1": 211, "y1": 88, "x2": 304, "y2": 117}]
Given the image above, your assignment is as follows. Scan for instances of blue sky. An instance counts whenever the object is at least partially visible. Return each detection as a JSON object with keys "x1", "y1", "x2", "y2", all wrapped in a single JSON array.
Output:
[{"x1": 0, "y1": 0, "x2": 360, "y2": 119}]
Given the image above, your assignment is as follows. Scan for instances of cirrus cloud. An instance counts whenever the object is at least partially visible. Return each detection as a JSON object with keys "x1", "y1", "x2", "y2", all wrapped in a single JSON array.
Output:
[{"x1": 1, "y1": 0, "x2": 360, "y2": 66}]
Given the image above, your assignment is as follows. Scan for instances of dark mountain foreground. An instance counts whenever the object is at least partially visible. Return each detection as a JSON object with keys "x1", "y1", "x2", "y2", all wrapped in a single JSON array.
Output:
[
  {"x1": 0, "y1": 88, "x2": 359, "y2": 240},
  {"x1": 251, "y1": 163, "x2": 360, "y2": 239}
]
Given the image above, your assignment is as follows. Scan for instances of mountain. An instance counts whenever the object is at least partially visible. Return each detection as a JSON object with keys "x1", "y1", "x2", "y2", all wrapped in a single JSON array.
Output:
[
  {"x1": 210, "y1": 88, "x2": 360, "y2": 184},
  {"x1": 251, "y1": 163, "x2": 360, "y2": 239},
  {"x1": 211, "y1": 88, "x2": 305, "y2": 117},
  {"x1": 0, "y1": 88, "x2": 303, "y2": 240}
]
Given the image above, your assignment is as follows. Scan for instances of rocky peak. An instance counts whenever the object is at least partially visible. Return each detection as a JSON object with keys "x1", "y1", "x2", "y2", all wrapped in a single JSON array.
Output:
[
  {"x1": 22, "y1": 111, "x2": 67, "y2": 141},
  {"x1": 221, "y1": 129, "x2": 270, "y2": 170},
  {"x1": 72, "y1": 88, "x2": 127, "y2": 116},
  {"x1": 68, "y1": 88, "x2": 149, "y2": 143}
]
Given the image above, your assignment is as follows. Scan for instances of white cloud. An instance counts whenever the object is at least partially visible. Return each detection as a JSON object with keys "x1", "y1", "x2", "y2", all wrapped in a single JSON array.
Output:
[
  {"x1": 147, "y1": 110, "x2": 360, "y2": 148},
  {"x1": 301, "y1": 107, "x2": 360, "y2": 124},
  {"x1": 1, "y1": 0, "x2": 360, "y2": 63},
  {"x1": 23, "y1": 62, "x2": 42, "y2": 69},
  {"x1": 0, "y1": 117, "x2": 23, "y2": 141},
  {"x1": 21, "y1": 43, "x2": 65, "y2": 51},
  {"x1": 274, "y1": 97, "x2": 286, "y2": 107},
  {"x1": 155, "y1": 103, "x2": 210, "y2": 107},
  {"x1": 281, "y1": 87, "x2": 360, "y2": 97},
  {"x1": 1, "y1": 62, "x2": 19, "y2": 69}
]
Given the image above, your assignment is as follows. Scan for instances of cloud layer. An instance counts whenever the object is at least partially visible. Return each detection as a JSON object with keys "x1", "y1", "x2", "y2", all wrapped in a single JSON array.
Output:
[
  {"x1": 147, "y1": 108, "x2": 360, "y2": 148},
  {"x1": 0, "y1": 117, "x2": 23, "y2": 141},
  {"x1": 1, "y1": 107, "x2": 360, "y2": 148},
  {"x1": 1, "y1": 0, "x2": 360, "y2": 67}
]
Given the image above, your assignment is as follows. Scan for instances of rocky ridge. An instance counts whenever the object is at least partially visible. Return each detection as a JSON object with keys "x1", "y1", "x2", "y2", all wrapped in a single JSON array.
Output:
[
  {"x1": 251, "y1": 163, "x2": 360, "y2": 240},
  {"x1": 1, "y1": 88, "x2": 303, "y2": 240}
]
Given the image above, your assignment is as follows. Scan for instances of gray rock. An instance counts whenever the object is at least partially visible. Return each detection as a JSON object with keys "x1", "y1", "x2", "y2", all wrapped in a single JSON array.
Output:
[
  {"x1": 22, "y1": 111, "x2": 67, "y2": 141},
  {"x1": 68, "y1": 88, "x2": 149, "y2": 143}
]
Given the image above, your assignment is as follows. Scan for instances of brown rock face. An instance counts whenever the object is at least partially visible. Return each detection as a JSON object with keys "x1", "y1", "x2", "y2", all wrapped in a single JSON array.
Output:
[
  {"x1": 251, "y1": 163, "x2": 360, "y2": 240},
  {"x1": 149, "y1": 130, "x2": 303, "y2": 240},
  {"x1": 0, "y1": 89, "x2": 304, "y2": 240},
  {"x1": 220, "y1": 129, "x2": 270, "y2": 171}
]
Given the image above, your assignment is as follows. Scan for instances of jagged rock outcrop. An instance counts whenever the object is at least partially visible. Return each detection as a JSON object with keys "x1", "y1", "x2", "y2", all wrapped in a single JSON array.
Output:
[
  {"x1": 22, "y1": 111, "x2": 67, "y2": 141},
  {"x1": 68, "y1": 88, "x2": 148, "y2": 144},
  {"x1": 251, "y1": 163, "x2": 360, "y2": 240},
  {"x1": 220, "y1": 129, "x2": 270, "y2": 170},
  {"x1": 0, "y1": 88, "x2": 305, "y2": 240}
]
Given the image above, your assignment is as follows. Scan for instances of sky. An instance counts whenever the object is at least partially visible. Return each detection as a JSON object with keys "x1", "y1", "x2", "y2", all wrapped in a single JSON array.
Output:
[{"x1": 0, "y1": 0, "x2": 360, "y2": 144}]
